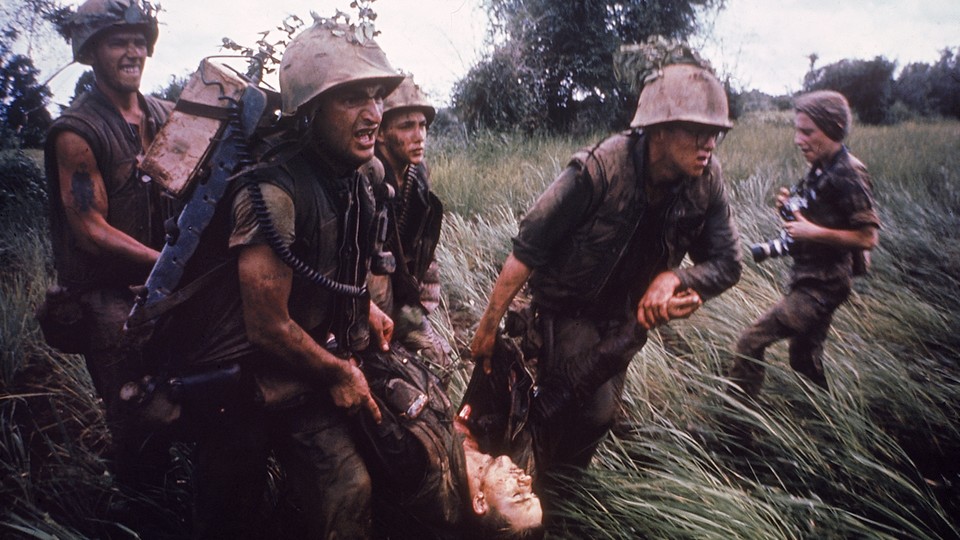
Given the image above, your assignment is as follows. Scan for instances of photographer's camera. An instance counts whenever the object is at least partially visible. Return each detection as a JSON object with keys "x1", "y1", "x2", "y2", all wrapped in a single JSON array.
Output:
[{"x1": 750, "y1": 192, "x2": 808, "y2": 263}]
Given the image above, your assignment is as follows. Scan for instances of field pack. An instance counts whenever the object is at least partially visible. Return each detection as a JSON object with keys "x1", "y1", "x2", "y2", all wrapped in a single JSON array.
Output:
[{"x1": 118, "y1": 58, "x2": 276, "y2": 426}]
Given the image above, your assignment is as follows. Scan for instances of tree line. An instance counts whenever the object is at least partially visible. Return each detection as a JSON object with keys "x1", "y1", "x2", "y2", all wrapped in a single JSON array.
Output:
[{"x1": 2, "y1": 0, "x2": 959, "y2": 149}]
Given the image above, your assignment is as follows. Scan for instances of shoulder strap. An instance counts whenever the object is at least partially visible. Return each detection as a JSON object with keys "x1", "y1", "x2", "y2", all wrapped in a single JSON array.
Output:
[{"x1": 126, "y1": 261, "x2": 232, "y2": 328}]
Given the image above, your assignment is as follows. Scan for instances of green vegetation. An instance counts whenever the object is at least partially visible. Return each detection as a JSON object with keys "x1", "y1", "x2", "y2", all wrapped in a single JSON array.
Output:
[
  {"x1": 2, "y1": 118, "x2": 959, "y2": 538},
  {"x1": 453, "y1": 0, "x2": 723, "y2": 132}
]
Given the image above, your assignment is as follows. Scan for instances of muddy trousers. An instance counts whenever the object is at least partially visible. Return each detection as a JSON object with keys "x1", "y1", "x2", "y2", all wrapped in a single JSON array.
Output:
[
  {"x1": 730, "y1": 284, "x2": 848, "y2": 399},
  {"x1": 192, "y1": 395, "x2": 372, "y2": 540},
  {"x1": 531, "y1": 314, "x2": 645, "y2": 471}
]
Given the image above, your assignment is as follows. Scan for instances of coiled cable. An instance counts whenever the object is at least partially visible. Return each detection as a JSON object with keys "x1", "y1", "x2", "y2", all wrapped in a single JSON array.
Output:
[{"x1": 244, "y1": 181, "x2": 367, "y2": 298}]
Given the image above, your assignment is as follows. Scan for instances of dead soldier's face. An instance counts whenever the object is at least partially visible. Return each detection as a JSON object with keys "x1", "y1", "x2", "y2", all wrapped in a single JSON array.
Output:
[
  {"x1": 312, "y1": 81, "x2": 386, "y2": 167},
  {"x1": 377, "y1": 110, "x2": 428, "y2": 167},
  {"x1": 478, "y1": 455, "x2": 543, "y2": 531}
]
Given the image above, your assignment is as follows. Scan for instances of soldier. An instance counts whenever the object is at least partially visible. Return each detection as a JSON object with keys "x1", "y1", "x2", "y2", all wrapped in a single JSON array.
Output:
[
  {"x1": 369, "y1": 75, "x2": 453, "y2": 383},
  {"x1": 355, "y1": 347, "x2": 542, "y2": 539},
  {"x1": 468, "y1": 63, "x2": 742, "y2": 505},
  {"x1": 198, "y1": 19, "x2": 405, "y2": 538},
  {"x1": 41, "y1": 0, "x2": 173, "y2": 502},
  {"x1": 130, "y1": 19, "x2": 404, "y2": 538},
  {"x1": 729, "y1": 90, "x2": 880, "y2": 399}
]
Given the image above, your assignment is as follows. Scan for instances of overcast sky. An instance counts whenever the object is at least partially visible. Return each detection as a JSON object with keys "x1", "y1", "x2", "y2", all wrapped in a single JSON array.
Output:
[
  {"x1": 700, "y1": 0, "x2": 960, "y2": 95},
  {"x1": 31, "y1": 0, "x2": 960, "y2": 109}
]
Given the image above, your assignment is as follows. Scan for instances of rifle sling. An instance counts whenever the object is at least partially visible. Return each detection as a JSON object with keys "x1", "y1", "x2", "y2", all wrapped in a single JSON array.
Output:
[
  {"x1": 173, "y1": 99, "x2": 234, "y2": 120},
  {"x1": 127, "y1": 261, "x2": 232, "y2": 329}
]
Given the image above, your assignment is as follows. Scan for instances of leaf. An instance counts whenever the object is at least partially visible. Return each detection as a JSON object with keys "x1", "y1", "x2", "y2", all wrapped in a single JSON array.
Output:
[{"x1": 361, "y1": 22, "x2": 376, "y2": 42}]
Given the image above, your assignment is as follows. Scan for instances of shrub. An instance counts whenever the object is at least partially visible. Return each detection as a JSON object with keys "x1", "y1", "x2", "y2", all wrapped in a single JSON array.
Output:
[{"x1": 0, "y1": 149, "x2": 47, "y2": 218}]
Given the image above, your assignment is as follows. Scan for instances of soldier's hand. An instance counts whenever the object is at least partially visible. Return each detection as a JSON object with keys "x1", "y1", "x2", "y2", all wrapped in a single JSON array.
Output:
[
  {"x1": 330, "y1": 361, "x2": 382, "y2": 424},
  {"x1": 368, "y1": 301, "x2": 393, "y2": 352},
  {"x1": 666, "y1": 289, "x2": 702, "y2": 320},
  {"x1": 469, "y1": 328, "x2": 496, "y2": 375},
  {"x1": 637, "y1": 271, "x2": 682, "y2": 330}
]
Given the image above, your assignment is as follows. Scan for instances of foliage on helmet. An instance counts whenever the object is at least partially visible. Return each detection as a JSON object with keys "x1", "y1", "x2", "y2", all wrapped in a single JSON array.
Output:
[
  {"x1": 63, "y1": 0, "x2": 160, "y2": 64},
  {"x1": 615, "y1": 36, "x2": 731, "y2": 129},
  {"x1": 220, "y1": 14, "x2": 305, "y2": 83},
  {"x1": 614, "y1": 35, "x2": 714, "y2": 95},
  {"x1": 278, "y1": 3, "x2": 402, "y2": 117}
]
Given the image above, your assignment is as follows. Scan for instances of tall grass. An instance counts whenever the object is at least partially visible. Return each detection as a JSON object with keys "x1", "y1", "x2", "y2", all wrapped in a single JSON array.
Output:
[
  {"x1": 2, "y1": 118, "x2": 959, "y2": 537},
  {"x1": 430, "y1": 116, "x2": 960, "y2": 538},
  {"x1": 1, "y1": 186, "x2": 106, "y2": 536}
]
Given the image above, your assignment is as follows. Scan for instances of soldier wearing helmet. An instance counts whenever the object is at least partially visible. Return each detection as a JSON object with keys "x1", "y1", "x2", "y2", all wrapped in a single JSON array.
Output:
[
  {"x1": 367, "y1": 75, "x2": 453, "y2": 384},
  {"x1": 465, "y1": 62, "x2": 742, "y2": 512},
  {"x1": 168, "y1": 19, "x2": 403, "y2": 538},
  {"x1": 41, "y1": 0, "x2": 174, "y2": 511}
]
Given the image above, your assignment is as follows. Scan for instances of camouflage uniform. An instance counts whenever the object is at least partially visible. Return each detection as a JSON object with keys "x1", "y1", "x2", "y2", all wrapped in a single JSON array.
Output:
[
  {"x1": 730, "y1": 146, "x2": 880, "y2": 396},
  {"x1": 508, "y1": 129, "x2": 742, "y2": 471}
]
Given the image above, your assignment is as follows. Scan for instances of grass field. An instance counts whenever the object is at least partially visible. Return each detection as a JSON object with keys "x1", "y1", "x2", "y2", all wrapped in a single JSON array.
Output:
[{"x1": 2, "y1": 115, "x2": 959, "y2": 538}]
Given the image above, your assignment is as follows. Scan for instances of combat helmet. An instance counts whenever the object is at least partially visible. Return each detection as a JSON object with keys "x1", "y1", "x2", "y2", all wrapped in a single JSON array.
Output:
[
  {"x1": 69, "y1": 0, "x2": 159, "y2": 64},
  {"x1": 279, "y1": 21, "x2": 404, "y2": 117},
  {"x1": 630, "y1": 64, "x2": 732, "y2": 129},
  {"x1": 383, "y1": 76, "x2": 436, "y2": 126}
]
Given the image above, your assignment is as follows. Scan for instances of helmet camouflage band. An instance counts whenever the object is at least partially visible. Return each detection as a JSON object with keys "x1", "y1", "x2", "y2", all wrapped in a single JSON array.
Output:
[
  {"x1": 383, "y1": 76, "x2": 436, "y2": 127},
  {"x1": 630, "y1": 63, "x2": 733, "y2": 130},
  {"x1": 279, "y1": 21, "x2": 404, "y2": 117},
  {"x1": 69, "y1": 0, "x2": 159, "y2": 64}
]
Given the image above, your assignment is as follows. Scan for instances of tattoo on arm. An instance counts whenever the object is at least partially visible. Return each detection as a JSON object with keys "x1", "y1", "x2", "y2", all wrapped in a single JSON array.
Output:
[{"x1": 70, "y1": 167, "x2": 94, "y2": 212}]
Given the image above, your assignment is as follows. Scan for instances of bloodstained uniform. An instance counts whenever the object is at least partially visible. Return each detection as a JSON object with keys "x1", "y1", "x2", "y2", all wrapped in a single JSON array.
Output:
[{"x1": 354, "y1": 346, "x2": 470, "y2": 539}]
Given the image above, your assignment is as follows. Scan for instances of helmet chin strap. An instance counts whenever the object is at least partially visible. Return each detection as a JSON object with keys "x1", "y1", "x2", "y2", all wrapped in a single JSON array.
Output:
[
  {"x1": 297, "y1": 109, "x2": 362, "y2": 175},
  {"x1": 298, "y1": 106, "x2": 329, "y2": 154}
]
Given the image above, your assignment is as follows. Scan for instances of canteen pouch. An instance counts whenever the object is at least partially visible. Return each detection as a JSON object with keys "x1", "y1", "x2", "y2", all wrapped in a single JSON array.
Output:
[{"x1": 35, "y1": 285, "x2": 89, "y2": 354}]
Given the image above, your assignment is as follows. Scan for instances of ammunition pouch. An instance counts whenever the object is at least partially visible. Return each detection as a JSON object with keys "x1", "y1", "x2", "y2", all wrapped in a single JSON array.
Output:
[
  {"x1": 360, "y1": 344, "x2": 450, "y2": 421},
  {"x1": 35, "y1": 285, "x2": 89, "y2": 354}
]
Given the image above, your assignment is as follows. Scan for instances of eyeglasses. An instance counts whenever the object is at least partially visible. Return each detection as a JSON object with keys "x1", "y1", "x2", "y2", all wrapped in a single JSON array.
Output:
[{"x1": 675, "y1": 124, "x2": 727, "y2": 147}]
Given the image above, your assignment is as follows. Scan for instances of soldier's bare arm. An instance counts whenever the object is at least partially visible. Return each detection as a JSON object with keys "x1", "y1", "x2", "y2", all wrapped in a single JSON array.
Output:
[
  {"x1": 55, "y1": 131, "x2": 160, "y2": 267},
  {"x1": 237, "y1": 243, "x2": 381, "y2": 422},
  {"x1": 470, "y1": 253, "x2": 533, "y2": 374}
]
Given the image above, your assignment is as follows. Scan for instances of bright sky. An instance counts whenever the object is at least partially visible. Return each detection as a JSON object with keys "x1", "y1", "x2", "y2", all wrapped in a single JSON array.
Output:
[
  {"x1": 31, "y1": 0, "x2": 960, "y2": 109},
  {"x1": 699, "y1": 0, "x2": 960, "y2": 95}
]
